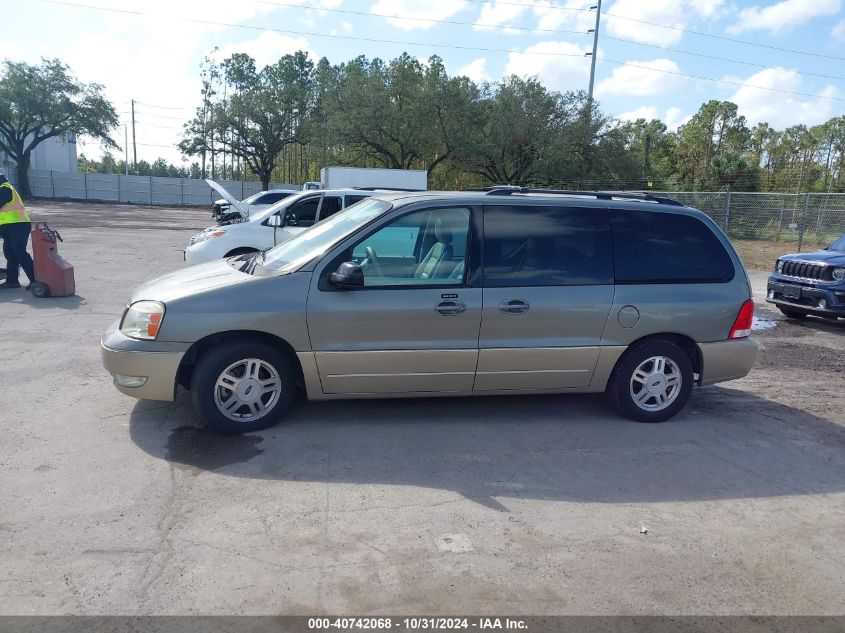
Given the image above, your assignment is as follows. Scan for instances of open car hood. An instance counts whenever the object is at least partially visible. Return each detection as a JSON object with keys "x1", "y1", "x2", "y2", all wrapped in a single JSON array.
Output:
[{"x1": 205, "y1": 180, "x2": 247, "y2": 219}]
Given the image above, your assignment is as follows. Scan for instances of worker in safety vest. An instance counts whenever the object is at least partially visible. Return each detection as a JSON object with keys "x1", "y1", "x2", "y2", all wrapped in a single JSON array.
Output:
[{"x1": 0, "y1": 168, "x2": 35, "y2": 289}]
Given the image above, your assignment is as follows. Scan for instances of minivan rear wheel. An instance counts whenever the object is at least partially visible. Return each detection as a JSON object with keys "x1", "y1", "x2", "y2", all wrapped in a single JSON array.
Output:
[
  {"x1": 609, "y1": 341, "x2": 693, "y2": 423},
  {"x1": 191, "y1": 340, "x2": 296, "y2": 434}
]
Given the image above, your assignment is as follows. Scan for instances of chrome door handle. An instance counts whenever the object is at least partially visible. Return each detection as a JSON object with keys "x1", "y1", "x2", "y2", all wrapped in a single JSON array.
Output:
[
  {"x1": 435, "y1": 300, "x2": 467, "y2": 316},
  {"x1": 498, "y1": 299, "x2": 530, "y2": 314}
]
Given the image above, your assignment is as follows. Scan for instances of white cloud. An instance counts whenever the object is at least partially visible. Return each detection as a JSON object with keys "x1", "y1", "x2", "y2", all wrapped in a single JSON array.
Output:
[
  {"x1": 664, "y1": 107, "x2": 690, "y2": 131},
  {"x1": 532, "y1": 0, "x2": 596, "y2": 32},
  {"x1": 213, "y1": 32, "x2": 312, "y2": 70},
  {"x1": 595, "y1": 59, "x2": 685, "y2": 97},
  {"x1": 727, "y1": 68, "x2": 839, "y2": 128},
  {"x1": 457, "y1": 58, "x2": 491, "y2": 83},
  {"x1": 616, "y1": 106, "x2": 690, "y2": 130},
  {"x1": 473, "y1": 0, "x2": 529, "y2": 31},
  {"x1": 504, "y1": 41, "x2": 592, "y2": 92},
  {"x1": 604, "y1": 0, "x2": 727, "y2": 46},
  {"x1": 370, "y1": 0, "x2": 468, "y2": 30},
  {"x1": 728, "y1": 0, "x2": 841, "y2": 35},
  {"x1": 832, "y1": 18, "x2": 845, "y2": 38},
  {"x1": 37, "y1": 0, "x2": 292, "y2": 165},
  {"x1": 617, "y1": 106, "x2": 660, "y2": 122}
]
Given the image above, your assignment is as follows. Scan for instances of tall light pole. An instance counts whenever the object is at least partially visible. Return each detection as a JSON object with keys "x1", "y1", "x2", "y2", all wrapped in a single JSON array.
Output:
[
  {"x1": 582, "y1": 1, "x2": 602, "y2": 187},
  {"x1": 124, "y1": 125, "x2": 129, "y2": 175},
  {"x1": 131, "y1": 99, "x2": 137, "y2": 173}
]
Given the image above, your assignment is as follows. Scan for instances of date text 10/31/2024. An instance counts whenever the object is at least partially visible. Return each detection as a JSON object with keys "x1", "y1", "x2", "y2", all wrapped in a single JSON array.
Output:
[{"x1": 308, "y1": 618, "x2": 528, "y2": 630}]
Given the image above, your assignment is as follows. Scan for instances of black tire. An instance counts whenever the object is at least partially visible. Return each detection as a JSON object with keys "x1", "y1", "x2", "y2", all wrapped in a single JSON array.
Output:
[
  {"x1": 30, "y1": 281, "x2": 50, "y2": 298},
  {"x1": 608, "y1": 340, "x2": 694, "y2": 423},
  {"x1": 225, "y1": 247, "x2": 258, "y2": 258},
  {"x1": 778, "y1": 306, "x2": 808, "y2": 319},
  {"x1": 190, "y1": 340, "x2": 297, "y2": 434}
]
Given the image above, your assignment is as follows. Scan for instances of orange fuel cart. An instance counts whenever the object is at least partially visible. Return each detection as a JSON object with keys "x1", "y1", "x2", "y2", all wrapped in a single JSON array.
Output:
[{"x1": 29, "y1": 222, "x2": 75, "y2": 298}]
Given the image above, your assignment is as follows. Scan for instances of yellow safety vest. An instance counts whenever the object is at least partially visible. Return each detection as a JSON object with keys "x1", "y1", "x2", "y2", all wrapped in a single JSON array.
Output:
[{"x1": 0, "y1": 181, "x2": 29, "y2": 225}]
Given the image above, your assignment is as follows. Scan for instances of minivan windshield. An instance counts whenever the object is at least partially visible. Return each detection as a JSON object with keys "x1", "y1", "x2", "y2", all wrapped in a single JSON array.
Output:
[
  {"x1": 249, "y1": 191, "x2": 313, "y2": 223},
  {"x1": 258, "y1": 198, "x2": 391, "y2": 272}
]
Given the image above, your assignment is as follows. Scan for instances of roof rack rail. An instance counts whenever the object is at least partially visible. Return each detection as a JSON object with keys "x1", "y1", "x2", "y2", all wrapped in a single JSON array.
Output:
[
  {"x1": 351, "y1": 186, "x2": 422, "y2": 192},
  {"x1": 482, "y1": 186, "x2": 683, "y2": 206}
]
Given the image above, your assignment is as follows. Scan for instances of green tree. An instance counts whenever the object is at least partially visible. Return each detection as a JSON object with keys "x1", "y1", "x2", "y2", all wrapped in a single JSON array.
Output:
[
  {"x1": 0, "y1": 58, "x2": 119, "y2": 197},
  {"x1": 214, "y1": 51, "x2": 314, "y2": 190},
  {"x1": 456, "y1": 76, "x2": 560, "y2": 184},
  {"x1": 673, "y1": 100, "x2": 751, "y2": 189}
]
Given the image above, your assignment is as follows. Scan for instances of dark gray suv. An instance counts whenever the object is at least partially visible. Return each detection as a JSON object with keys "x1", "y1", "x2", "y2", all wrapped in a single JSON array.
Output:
[{"x1": 102, "y1": 189, "x2": 757, "y2": 434}]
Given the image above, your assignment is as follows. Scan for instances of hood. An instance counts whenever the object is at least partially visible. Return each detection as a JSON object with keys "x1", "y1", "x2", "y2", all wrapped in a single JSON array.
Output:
[
  {"x1": 780, "y1": 250, "x2": 845, "y2": 265},
  {"x1": 131, "y1": 260, "x2": 249, "y2": 303},
  {"x1": 205, "y1": 180, "x2": 247, "y2": 220}
]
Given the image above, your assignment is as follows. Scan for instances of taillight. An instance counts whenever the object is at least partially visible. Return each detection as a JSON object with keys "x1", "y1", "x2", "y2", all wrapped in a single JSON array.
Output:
[{"x1": 729, "y1": 299, "x2": 754, "y2": 339}]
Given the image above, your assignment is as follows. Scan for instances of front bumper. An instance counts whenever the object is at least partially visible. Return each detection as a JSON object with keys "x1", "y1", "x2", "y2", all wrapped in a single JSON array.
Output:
[
  {"x1": 101, "y1": 322, "x2": 187, "y2": 401},
  {"x1": 184, "y1": 237, "x2": 226, "y2": 266},
  {"x1": 699, "y1": 338, "x2": 758, "y2": 386},
  {"x1": 766, "y1": 277, "x2": 845, "y2": 316}
]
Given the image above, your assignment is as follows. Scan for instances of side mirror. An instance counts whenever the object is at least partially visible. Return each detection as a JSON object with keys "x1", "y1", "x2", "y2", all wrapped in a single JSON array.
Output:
[
  {"x1": 330, "y1": 261, "x2": 364, "y2": 288},
  {"x1": 267, "y1": 214, "x2": 283, "y2": 227}
]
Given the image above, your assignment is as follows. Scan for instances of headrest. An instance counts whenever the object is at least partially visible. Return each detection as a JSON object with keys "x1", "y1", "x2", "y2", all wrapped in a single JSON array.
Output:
[{"x1": 434, "y1": 218, "x2": 453, "y2": 244}]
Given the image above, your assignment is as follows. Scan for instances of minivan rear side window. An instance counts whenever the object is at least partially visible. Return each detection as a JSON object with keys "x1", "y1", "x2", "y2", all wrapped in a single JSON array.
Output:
[
  {"x1": 483, "y1": 205, "x2": 613, "y2": 287},
  {"x1": 610, "y1": 210, "x2": 734, "y2": 284}
]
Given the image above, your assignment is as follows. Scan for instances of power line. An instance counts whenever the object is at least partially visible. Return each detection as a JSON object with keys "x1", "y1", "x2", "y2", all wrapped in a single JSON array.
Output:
[
  {"x1": 602, "y1": 35, "x2": 845, "y2": 82},
  {"x1": 222, "y1": 0, "x2": 845, "y2": 82},
  {"x1": 122, "y1": 110, "x2": 189, "y2": 121},
  {"x1": 133, "y1": 100, "x2": 194, "y2": 111},
  {"x1": 254, "y1": 0, "x2": 586, "y2": 35},
  {"x1": 601, "y1": 57, "x2": 844, "y2": 101},
  {"x1": 43, "y1": 1, "x2": 589, "y2": 58},
  {"x1": 43, "y1": 0, "x2": 845, "y2": 101},
  {"x1": 132, "y1": 119, "x2": 186, "y2": 130},
  {"x1": 461, "y1": 0, "x2": 845, "y2": 61}
]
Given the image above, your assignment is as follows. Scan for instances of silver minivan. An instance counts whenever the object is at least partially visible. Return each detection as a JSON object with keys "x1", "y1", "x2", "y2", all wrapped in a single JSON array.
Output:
[{"x1": 102, "y1": 189, "x2": 758, "y2": 434}]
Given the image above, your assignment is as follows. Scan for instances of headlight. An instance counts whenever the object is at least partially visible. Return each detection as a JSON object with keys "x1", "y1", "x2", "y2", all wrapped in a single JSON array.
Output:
[
  {"x1": 121, "y1": 301, "x2": 165, "y2": 340},
  {"x1": 776, "y1": 260, "x2": 784, "y2": 273},
  {"x1": 833, "y1": 267, "x2": 845, "y2": 282},
  {"x1": 191, "y1": 230, "x2": 226, "y2": 245}
]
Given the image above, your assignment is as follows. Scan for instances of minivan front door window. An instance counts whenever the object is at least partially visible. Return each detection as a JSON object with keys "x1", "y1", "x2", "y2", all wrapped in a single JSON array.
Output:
[{"x1": 349, "y1": 208, "x2": 470, "y2": 287}]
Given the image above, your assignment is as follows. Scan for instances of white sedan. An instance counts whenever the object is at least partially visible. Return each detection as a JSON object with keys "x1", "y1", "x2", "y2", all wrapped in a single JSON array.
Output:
[{"x1": 185, "y1": 184, "x2": 375, "y2": 265}]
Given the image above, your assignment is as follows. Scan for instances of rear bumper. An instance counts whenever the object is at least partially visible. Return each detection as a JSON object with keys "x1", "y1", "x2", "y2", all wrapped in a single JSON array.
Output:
[
  {"x1": 766, "y1": 278, "x2": 845, "y2": 316},
  {"x1": 101, "y1": 323, "x2": 187, "y2": 401},
  {"x1": 699, "y1": 338, "x2": 758, "y2": 386}
]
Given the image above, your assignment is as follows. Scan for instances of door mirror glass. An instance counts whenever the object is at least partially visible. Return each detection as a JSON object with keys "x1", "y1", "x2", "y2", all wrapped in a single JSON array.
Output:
[
  {"x1": 330, "y1": 261, "x2": 364, "y2": 288},
  {"x1": 266, "y1": 214, "x2": 283, "y2": 227}
]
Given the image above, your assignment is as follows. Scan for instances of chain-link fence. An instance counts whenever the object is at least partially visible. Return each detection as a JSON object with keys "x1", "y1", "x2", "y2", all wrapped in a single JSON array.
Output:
[{"x1": 655, "y1": 191, "x2": 845, "y2": 253}]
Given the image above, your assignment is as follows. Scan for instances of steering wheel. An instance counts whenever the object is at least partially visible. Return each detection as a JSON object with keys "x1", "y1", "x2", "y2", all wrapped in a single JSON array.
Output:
[{"x1": 364, "y1": 245, "x2": 384, "y2": 278}]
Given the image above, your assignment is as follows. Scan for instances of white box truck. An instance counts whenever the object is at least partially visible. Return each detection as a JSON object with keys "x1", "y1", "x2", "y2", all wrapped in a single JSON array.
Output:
[{"x1": 303, "y1": 167, "x2": 427, "y2": 191}]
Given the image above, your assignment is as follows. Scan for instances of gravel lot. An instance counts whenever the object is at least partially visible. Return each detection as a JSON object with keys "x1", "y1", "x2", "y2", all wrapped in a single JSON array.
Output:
[{"x1": 1, "y1": 200, "x2": 844, "y2": 615}]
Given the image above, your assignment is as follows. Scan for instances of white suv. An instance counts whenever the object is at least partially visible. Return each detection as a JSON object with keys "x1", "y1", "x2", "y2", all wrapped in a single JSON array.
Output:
[{"x1": 184, "y1": 185, "x2": 375, "y2": 265}]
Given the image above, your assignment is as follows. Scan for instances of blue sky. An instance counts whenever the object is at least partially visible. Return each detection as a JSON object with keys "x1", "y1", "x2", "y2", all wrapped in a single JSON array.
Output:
[{"x1": 6, "y1": 0, "x2": 845, "y2": 165}]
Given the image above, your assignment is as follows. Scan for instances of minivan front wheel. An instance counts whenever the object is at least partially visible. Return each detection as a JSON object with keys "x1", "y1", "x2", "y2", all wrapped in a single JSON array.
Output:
[
  {"x1": 191, "y1": 341, "x2": 296, "y2": 434},
  {"x1": 609, "y1": 341, "x2": 693, "y2": 423}
]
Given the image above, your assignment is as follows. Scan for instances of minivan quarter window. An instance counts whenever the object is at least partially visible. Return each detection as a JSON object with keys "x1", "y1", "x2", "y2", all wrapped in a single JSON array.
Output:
[
  {"x1": 483, "y1": 205, "x2": 613, "y2": 287},
  {"x1": 610, "y1": 210, "x2": 735, "y2": 284}
]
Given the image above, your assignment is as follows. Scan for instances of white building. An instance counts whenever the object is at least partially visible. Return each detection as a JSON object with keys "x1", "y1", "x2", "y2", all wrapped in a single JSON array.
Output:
[{"x1": 0, "y1": 134, "x2": 78, "y2": 176}]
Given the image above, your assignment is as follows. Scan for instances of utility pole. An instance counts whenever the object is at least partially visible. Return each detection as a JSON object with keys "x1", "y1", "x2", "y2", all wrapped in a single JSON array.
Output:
[
  {"x1": 581, "y1": 0, "x2": 602, "y2": 186},
  {"x1": 124, "y1": 125, "x2": 129, "y2": 175},
  {"x1": 586, "y1": 0, "x2": 602, "y2": 113},
  {"x1": 131, "y1": 99, "x2": 137, "y2": 174}
]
